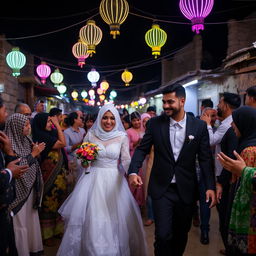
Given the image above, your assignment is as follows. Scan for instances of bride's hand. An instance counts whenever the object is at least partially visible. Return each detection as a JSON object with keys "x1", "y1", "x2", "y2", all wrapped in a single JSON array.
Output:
[{"x1": 129, "y1": 174, "x2": 143, "y2": 187}]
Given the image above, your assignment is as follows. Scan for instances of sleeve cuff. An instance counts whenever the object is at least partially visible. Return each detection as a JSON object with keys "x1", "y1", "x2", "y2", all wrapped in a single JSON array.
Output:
[
  {"x1": 5, "y1": 168, "x2": 12, "y2": 183},
  {"x1": 129, "y1": 173, "x2": 137, "y2": 176}
]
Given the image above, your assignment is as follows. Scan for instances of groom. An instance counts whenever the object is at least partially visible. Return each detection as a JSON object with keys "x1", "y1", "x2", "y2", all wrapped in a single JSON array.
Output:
[{"x1": 128, "y1": 84, "x2": 216, "y2": 255}]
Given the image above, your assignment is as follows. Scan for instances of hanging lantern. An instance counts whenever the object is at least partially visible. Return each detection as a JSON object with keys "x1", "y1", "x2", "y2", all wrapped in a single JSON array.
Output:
[
  {"x1": 36, "y1": 62, "x2": 51, "y2": 84},
  {"x1": 50, "y1": 68, "x2": 64, "y2": 86},
  {"x1": 179, "y1": 0, "x2": 214, "y2": 34},
  {"x1": 110, "y1": 90, "x2": 117, "y2": 98},
  {"x1": 121, "y1": 69, "x2": 133, "y2": 86},
  {"x1": 88, "y1": 89, "x2": 95, "y2": 98},
  {"x1": 57, "y1": 83, "x2": 67, "y2": 95},
  {"x1": 99, "y1": 94, "x2": 106, "y2": 101},
  {"x1": 87, "y1": 68, "x2": 100, "y2": 87},
  {"x1": 81, "y1": 90, "x2": 88, "y2": 98},
  {"x1": 6, "y1": 47, "x2": 26, "y2": 77},
  {"x1": 97, "y1": 88, "x2": 103, "y2": 95},
  {"x1": 99, "y1": 0, "x2": 129, "y2": 39},
  {"x1": 72, "y1": 40, "x2": 89, "y2": 68},
  {"x1": 71, "y1": 90, "x2": 79, "y2": 100},
  {"x1": 100, "y1": 80, "x2": 109, "y2": 92},
  {"x1": 79, "y1": 20, "x2": 103, "y2": 56},
  {"x1": 145, "y1": 24, "x2": 167, "y2": 59}
]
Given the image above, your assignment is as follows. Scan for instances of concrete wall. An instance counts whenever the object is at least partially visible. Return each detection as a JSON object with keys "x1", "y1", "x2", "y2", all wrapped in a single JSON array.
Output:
[{"x1": 227, "y1": 12, "x2": 256, "y2": 55}]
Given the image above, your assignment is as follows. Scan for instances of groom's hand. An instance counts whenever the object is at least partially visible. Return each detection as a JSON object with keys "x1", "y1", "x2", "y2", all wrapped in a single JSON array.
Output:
[
  {"x1": 128, "y1": 174, "x2": 143, "y2": 187},
  {"x1": 206, "y1": 189, "x2": 216, "y2": 208}
]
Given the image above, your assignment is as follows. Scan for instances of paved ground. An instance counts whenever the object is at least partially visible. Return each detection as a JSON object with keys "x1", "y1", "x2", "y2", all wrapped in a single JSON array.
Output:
[{"x1": 44, "y1": 207, "x2": 224, "y2": 256}]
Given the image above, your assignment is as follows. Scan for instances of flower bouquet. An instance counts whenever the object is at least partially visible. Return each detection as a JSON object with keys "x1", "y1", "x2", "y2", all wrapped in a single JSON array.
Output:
[{"x1": 75, "y1": 142, "x2": 100, "y2": 172}]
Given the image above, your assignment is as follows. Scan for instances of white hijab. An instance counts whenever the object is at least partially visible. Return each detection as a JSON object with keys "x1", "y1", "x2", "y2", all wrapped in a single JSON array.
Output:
[{"x1": 90, "y1": 104, "x2": 126, "y2": 141}]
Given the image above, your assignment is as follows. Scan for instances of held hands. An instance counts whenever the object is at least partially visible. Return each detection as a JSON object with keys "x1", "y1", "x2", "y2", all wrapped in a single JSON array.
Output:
[
  {"x1": 7, "y1": 158, "x2": 29, "y2": 179},
  {"x1": 128, "y1": 174, "x2": 143, "y2": 187},
  {"x1": 32, "y1": 142, "x2": 46, "y2": 158}
]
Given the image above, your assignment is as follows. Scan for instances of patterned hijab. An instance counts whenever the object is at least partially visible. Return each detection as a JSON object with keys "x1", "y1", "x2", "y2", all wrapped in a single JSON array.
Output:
[
  {"x1": 5, "y1": 113, "x2": 43, "y2": 214},
  {"x1": 140, "y1": 113, "x2": 151, "y2": 133}
]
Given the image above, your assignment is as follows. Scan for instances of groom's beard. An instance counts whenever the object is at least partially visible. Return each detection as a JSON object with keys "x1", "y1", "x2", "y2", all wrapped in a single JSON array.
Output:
[{"x1": 163, "y1": 107, "x2": 180, "y2": 118}]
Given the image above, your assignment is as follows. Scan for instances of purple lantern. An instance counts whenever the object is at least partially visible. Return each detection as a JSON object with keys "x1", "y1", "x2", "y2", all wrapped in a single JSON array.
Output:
[
  {"x1": 36, "y1": 62, "x2": 51, "y2": 84},
  {"x1": 179, "y1": 0, "x2": 214, "y2": 34}
]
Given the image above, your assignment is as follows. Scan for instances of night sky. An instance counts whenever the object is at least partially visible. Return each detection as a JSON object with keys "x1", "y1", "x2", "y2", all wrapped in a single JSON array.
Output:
[{"x1": 0, "y1": 0, "x2": 255, "y2": 103}]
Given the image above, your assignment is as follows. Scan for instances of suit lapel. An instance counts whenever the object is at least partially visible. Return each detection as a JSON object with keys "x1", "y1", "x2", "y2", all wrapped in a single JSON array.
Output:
[
  {"x1": 177, "y1": 114, "x2": 195, "y2": 162},
  {"x1": 160, "y1": 116, "x2": 175, "y2": 162}
]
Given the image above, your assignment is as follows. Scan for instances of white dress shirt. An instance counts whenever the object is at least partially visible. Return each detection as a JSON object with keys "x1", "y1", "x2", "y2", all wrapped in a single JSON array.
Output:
[
  {"x1": 169, "y1": 114, "x2": 187, "y2": 183},
  {"x1": 207, "y1": 115, "x2": 233, "y2": 177}
]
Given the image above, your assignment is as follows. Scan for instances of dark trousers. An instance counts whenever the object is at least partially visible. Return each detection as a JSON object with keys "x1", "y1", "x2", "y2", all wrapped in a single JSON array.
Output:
[
  {"x1": 152, "y1": 184, "x2": 194, "y2": 256},
  {"x1": 216, "y1": 183, "x2": 230, "y2": 249},
  {"x1": 198, "y1": 178, "x2": 211, "y2": 232},
  {"x1": 0, "y1": 209, "x2": 18, "y2": 256}
]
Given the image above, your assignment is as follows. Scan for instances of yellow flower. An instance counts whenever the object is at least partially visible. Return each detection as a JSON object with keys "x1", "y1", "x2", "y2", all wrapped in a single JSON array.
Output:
[{"x1": 54, "y1": 174, "x2": 67, "y2": 191}]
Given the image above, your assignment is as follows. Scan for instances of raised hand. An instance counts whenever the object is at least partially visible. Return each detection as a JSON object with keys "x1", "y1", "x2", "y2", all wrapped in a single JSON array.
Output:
[
  {"x1": 32, "y1": 142, "x2": 46, "y2": 158},
  {"x1": 217, "y1": 151, "x2": 246, "y2": 177},
  {"x1": 0, "y1": 131, "x2": 14, "y2": 155},
  {"x1": 7, "y1": 158, "x2": 29, "y2": 179}
]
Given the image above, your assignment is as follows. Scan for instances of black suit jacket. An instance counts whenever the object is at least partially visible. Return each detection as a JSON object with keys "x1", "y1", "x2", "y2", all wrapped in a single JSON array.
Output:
[
  {"x1": 217, "y1": 127, "x2": 238, "y2": 186},
  {"x1": 128, "y1": 113, "x2": 215, "y2": 204}
]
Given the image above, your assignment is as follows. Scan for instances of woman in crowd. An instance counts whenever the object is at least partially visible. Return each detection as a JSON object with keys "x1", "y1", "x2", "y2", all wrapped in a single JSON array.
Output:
[
  {"x1": 64, "y1": 112, "x2": 85, "y2": 181},
  {"x1": 5, "y1": 113, "x2": 45, "y2": 256},
  {"x1": 140, "y1": 113, "x2": 154, "y2": 226},
  {"x1": 122, "y1": 114, "x2": 131, "y2": 130},
  {"x1": 126, "y1": 111, "x2": 145, "y2": 207},
  {"x1": 32, "y1": 113, "x2": 67, "y2": 247},
  {"x1": 84, "y1": 113, "x2": 97, "y2": 135},
  {"x1": 57, "y1": 104, "x2": 147, "y2": 256},
  {"x1": 217, "y1": 151, "x2": 256, "y2": 255}
]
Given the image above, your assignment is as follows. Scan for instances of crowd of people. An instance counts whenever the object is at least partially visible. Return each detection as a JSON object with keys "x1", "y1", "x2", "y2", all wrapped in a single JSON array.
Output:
[{"x1": 1, "y1": 83, "x2": 256, "y2": 256}]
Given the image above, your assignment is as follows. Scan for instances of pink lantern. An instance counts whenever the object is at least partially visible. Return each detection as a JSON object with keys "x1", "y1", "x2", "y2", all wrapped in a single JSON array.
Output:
[
  {"x1": 36, "y1": 62, "x2": 51, "y2": 84},
  {"x1": 179, "y1": 0, "x2": 214, "y2": 34}
]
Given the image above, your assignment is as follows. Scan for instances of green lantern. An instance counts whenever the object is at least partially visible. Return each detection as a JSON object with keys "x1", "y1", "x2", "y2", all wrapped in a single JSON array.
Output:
[
  {"x1": 145, "y1": 24, "x2": 167, "y2": 59},
  {"x1": 6, "y1": 47, "x2": 26, "y2": 77},
  {"x1": 50, "y1": 68, "x2": 64, "y2": 86}
]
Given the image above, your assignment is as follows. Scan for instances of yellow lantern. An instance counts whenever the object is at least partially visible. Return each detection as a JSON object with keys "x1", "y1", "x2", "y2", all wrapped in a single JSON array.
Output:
[
  {"x1": 121, "y1": 69, "x2": 133, "y2": 86},
  {"x1": 100, "y1": 80, "x2": 109, "y2": 92},
  {"x1": 72, "y1": 40, "x2": 89, "y2": 68},
  {"x1": 71, "y1": 90, "x2": 79, "y2": 101},
  {"x1": 145, "y1": 24, "x2": 167, "y2": 58},
  {"x1": 99, "y1": 94, "x2": 106, "y2": 101},
  {"x1": 99, "y1": 0, "x2": 129, "y2": 39},
  {"x1": 79, "y1": 20, "x2": 103, "y2": 56}
]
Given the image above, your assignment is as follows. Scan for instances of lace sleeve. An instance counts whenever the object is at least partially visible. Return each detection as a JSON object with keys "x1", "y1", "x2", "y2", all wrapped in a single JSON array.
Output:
[{"x1": 120, "y1": 135, "x2": 131, "y2": 174}]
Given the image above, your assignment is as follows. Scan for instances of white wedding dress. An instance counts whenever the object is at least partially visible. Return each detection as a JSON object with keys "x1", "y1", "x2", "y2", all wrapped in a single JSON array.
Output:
[{"x1": 57, "y1": 132, "x2": 148, "y2": 256}]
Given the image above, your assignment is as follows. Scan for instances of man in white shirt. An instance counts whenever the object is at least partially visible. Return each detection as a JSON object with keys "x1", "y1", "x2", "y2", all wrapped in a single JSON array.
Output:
[{"x1": 201, "y1": 92, "x2": 241, "y2": 254}]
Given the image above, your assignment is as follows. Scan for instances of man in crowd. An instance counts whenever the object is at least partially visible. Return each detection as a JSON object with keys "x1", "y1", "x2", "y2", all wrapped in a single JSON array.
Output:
[
  {"x1": 14, "y1": 103, "x2": 32, "y2": 118},
  {"x1": 31, "y1": 99, "x2": 45, "y2": 119},
  {"x1": 245, "y1": 85, "x2": 256, "y2": 108},
  {"x1": 0, "y1": 96, "x2": 29, "y2": 255},
  {"x1": 201, "y1": 92, "x2": 241, "y2": 254}
]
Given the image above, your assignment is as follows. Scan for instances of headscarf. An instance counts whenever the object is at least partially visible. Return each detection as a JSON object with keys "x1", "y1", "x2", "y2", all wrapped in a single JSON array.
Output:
[
  {"x1": 140, "y1": 113, "x2": 151, "y2": 133},
  {"x1": 232, "y1": 106, "x2": 256, "y2": 154},
  {"x1": 5, "y1": 113, "x2": 43, "y2": 214},
  {"x1": 32, "y1": 112, "x2": 57, "y2": 162},
  {"x1": 90, "y1": 104, "x2": 126, "y2": 141}
]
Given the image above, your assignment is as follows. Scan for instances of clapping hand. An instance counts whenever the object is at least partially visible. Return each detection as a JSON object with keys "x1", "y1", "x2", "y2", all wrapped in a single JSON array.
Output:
[
  {"x1": 7, "y1": 158, "x2": 29, "y2": 179},
  {"x1": 0, "y1": 131, "x2": 14, "y2": 155},
  {"x1": 32, "y1": 142, "x2": 46, "y2": 158},
  {"x1": 217, "y1": 151, "x2": 246, "y2": 177}
]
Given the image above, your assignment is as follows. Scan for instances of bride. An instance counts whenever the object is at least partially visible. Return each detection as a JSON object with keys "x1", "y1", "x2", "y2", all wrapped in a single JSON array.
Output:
[{"x1": 57, "y1": 104, "x2": 148, "y2": 256}]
